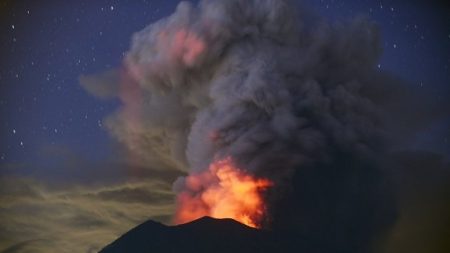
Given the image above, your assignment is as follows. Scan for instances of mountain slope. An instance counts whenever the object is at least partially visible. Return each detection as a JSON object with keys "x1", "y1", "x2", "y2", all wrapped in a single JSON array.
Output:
[
  {"x1": 100, "y1": 217, "x2": 275, "y2": 253},
  {"x1": 99, "y1": 216, "x2": 300, "y2": 253}
]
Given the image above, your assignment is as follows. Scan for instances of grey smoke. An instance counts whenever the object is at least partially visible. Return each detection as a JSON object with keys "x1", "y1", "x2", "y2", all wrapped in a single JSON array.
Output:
[
  {"x1": 83, "y1": 0, "x2": 402, "y2": 252},
  {"x1": 119, "y1": 0, "x2": 385, "y2": 189},
  {"x1": 117, "y1": 0, "x2": 383, "y2": 177}
]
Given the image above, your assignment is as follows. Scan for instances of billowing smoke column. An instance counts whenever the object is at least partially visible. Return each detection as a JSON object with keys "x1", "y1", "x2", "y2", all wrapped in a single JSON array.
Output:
[{"x1": 100, "y1": 0, "x2": 395, "y2": 251}]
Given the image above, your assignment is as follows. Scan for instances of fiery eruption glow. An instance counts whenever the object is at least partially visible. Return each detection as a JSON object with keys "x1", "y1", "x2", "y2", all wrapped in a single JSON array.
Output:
[{"x1": 175, "y1": 158, "x2": 272, "y2": 228}]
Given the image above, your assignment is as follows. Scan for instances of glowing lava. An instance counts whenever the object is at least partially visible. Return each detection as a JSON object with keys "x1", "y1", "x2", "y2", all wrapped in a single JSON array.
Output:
[{"x1": 174, "y1": 158, "x2": 272, "y2": 228}]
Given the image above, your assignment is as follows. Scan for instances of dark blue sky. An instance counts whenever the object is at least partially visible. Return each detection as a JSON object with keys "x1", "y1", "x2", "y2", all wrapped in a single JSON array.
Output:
[{"x1": 1, "y1": 0, "x2": 449, "y2": 178}]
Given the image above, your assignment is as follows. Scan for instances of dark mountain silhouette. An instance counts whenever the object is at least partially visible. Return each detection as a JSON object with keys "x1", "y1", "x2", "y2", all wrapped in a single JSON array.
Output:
[{"x1": 99, "y1": 216, "x2": 324, "y2": 253}]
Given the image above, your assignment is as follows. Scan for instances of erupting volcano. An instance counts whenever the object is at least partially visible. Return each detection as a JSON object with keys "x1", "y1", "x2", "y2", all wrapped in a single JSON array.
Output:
[
  {"x1": 175, "y1": 158, "x2": 272, "y2": 228},
  {"x1": 87, "y1": 0, "x2": 403, "y2": 251}
]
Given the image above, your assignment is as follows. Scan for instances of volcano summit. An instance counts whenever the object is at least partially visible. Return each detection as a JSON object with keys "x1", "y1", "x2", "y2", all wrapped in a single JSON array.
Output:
[{"x1": 99, "y1": 216, "x2": 324, "y2": 253}]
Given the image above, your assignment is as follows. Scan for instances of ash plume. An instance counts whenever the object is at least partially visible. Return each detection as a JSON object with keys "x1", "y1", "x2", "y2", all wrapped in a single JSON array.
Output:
[
  {"x1": 83, "y1": 0, "x2": 400, "y2": 252},
  {"x1": 120, "y1": 0, "x2": 384, "y2": 179}
]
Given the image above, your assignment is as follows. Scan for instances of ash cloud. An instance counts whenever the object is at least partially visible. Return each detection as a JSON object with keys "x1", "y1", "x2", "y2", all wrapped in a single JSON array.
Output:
[
  {"x1": 101, "y1": 0, "x2": 384, "y2": 184},
  {"x1": 81, "y1": 0, "x2": 448, "y2": 252}
]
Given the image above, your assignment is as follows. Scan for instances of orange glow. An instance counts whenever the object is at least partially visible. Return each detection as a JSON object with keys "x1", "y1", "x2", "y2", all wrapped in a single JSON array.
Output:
[
  {"x1": 174, "y1": 158, "x2": 272, "y2": 228},
  {"x1": 157, "y1": 28, "x2": 205, "y2": 66}
]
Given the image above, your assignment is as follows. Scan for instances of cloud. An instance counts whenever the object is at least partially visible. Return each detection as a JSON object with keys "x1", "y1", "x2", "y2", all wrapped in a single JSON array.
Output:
[
  {"x1": 0, "y1": 177, "x2": 175, "y2": 253},
  {"x1": 80, "y1": 70, "x2": 120, "y2": 100}
]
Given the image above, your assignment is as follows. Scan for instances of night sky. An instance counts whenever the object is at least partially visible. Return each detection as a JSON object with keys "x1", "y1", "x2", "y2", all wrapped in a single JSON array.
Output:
[{"x1": 1, "y1": 0, "x2": 449, "y2": 252}]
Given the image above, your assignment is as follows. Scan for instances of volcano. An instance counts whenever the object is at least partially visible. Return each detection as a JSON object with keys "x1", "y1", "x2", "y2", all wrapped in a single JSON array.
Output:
[{"x1": 99, "y1": 216, "x2": 324, "y2": 253}]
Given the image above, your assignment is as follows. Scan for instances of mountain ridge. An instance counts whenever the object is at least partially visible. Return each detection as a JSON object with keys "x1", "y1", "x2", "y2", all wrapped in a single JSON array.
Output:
[{"x1": 99, "y1": 216, "x2": 307, "y2": 253}]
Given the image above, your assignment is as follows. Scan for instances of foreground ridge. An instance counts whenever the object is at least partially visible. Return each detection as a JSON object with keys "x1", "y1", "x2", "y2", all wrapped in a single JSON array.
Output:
[{"x1": 99, "y1": 216, "x2": 323, "y2": 253}]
